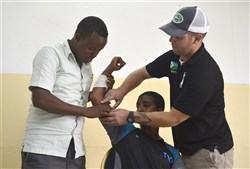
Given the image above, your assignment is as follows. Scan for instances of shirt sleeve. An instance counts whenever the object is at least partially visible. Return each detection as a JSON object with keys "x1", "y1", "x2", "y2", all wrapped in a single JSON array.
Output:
[
  {"x1": 146, "y1": 52, "x2": 172, "y2": 78},
  {"x1": 29, "y1": 46, "x2": 59, "y2": 93},
  {"x1": 166, "y1": 144, "x2": 180, "y2": 162},
  {"x1": 165, "y1": 144, "x2": 185, "y2": 169},
  {"x1": 104, "y1": 124, "x2": 136, "y2": 145}
]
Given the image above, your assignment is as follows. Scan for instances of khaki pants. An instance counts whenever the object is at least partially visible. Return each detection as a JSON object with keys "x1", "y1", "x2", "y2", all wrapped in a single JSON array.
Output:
[{"x1": 182, "y1": 148, "x2": 234, "y2": 169}]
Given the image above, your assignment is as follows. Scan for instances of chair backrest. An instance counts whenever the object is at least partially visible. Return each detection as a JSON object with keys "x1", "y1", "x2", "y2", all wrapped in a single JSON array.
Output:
[{"x1": 100, "y1": 147, "x2": 114, "y2": 169}]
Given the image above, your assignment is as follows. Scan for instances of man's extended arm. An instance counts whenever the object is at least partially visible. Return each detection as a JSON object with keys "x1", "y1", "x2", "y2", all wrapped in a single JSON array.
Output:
[
  {"x1": 101, "y1": 66, "x2": 151, "y2": 108},
  {"x1": 100, "y1": 107, "x2": 190, "y2": 127},
  {"x1": 90, "y1": 56, "x2": 126, "y2": 106},
  {"x1": 31, "y1": 87, "x2": 111, "y2": 118}
]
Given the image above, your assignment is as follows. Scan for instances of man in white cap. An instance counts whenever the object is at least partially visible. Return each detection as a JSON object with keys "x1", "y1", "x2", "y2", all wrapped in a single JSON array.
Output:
[{"x1": 100, "y1": 6, "x2": 234, "y2": 169}]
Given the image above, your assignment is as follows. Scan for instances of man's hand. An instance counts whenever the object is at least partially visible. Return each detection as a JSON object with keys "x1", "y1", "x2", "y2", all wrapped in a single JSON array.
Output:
[
  {"x1": 102, "y1": 57, "x2": 126, "y2": 91},
  {"x1": 101, "y1": 88, "x2": 124, "y2": 108},
  {"x1": 100, "y1": 57, "x2": 127, "y2": 108},
  {"x1": 109, "y1": 56, "x2": 126, "y2": 72},
  {"x1": 99, "y1": 108, "x2": 129, "y2": 126},
  {"x1": 85, "y1": 104, "x2": 112, "y2": 118},
  {"x1": 102, "y1": 57, "x2": 126, "y2": 76}
]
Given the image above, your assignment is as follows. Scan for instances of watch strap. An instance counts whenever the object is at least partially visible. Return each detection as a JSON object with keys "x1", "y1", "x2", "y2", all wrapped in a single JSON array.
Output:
[{"x1": 127, "y1": 111, "x2": 135, "y2": 124}]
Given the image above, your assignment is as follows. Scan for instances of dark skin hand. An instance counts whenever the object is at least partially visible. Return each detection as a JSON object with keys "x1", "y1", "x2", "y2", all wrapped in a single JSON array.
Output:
[
  {"x1": 30, "y1": 87, "x2": 111, "y2": 118},
  {"x1": 104, "y1": 57, "x2": 126, "y2": 90},
  {"x1": 90, "y1": 57, "x2": 126, "y2": 106},
  {"x1": 102, "y1": 57, "x2": 126, "y2": 76}
]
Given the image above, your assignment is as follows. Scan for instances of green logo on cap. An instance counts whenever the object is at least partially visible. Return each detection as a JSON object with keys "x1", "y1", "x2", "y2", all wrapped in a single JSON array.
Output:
[{"x1": 173, "y1": 12, "x2": 183, "y2": 24}]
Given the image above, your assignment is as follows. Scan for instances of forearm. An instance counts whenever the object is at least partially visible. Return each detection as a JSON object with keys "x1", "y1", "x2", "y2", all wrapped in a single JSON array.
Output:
[
  {"x1": 101, "y1": 66, "x2": 114, "y2": 76},
  {"x1": 134, "y1": 111, "x2": 174, "y2": 127},
  {"x1": 32, "y1": 87, "x2": 93, "y2": 117},
  {"x1": 133, "y1": 108, "x2": 190, "y2": 127},
  {"x1": 90, "y1": 87, "x2": 106, "y2": 106},
  {"x1": 118, "y1": 67, "x2": 151, "y2": 96}
]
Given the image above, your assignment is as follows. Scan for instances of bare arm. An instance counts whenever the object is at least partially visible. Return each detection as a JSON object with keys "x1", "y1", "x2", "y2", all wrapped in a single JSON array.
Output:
[
  {"x1": 31, "y1": 87, "x2": 111, "y2": 118},
  {"x1": 90, "y1": 56, "x2": 126, "y2": 106},
  {"x1": 134, "y1": 107, "x2": 190, "y2": 127},
  {"x1": 101, "y1": 66, "x2": 152, "y2": 108},
  {"x1": 100, "y1": 107, "x2": 190, "y2": 127}
]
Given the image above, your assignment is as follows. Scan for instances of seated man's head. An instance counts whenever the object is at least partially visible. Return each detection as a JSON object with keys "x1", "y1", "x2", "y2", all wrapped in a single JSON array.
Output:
[{"x1": 136, "y1": 91, "x2": 165, "y2": 136}]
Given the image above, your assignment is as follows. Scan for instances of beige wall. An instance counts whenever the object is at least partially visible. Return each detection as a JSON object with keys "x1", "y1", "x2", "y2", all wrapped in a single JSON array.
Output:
[{"x1": 1, "y1": 73, "x2": 249, "y2": 169}]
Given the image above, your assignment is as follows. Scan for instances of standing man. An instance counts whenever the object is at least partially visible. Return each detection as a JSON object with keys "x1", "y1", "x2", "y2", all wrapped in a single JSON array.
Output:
[
  {"x1": 101, "y1": 6, "x2": 234, "y2": 169},
  {"x1": 21, "y1": 16, "x2": 112, "y2": 169}
]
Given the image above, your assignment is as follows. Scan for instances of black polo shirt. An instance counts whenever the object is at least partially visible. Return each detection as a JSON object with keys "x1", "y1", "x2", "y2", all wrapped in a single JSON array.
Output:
[{"x1": 146, "y1": 43, "x2": 233, "y2": 155}]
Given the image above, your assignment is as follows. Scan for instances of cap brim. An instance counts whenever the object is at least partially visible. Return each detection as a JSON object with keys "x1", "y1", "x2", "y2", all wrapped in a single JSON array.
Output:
[{"x1": 159, "y1": 22, "x2": 188, "y2": 37}]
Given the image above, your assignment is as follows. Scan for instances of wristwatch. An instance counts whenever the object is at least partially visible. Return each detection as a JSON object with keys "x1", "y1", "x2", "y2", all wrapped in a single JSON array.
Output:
[{"x1": 127, "y1": 111, "x2": 135, "y2": 124}]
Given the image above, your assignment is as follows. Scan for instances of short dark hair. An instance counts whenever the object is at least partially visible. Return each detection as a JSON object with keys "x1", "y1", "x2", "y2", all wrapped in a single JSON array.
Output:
[
  {"x1": 75, "y1": 16, "x2": 108, "y2": 38},
  {"x1": 139, "y1": 91, "x2": 165, "y2": 110}
]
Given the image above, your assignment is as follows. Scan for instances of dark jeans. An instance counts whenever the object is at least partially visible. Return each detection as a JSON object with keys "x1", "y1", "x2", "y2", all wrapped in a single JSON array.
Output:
[{"x1": 21, "y1": 138, "x2": 86, "y2": 169}]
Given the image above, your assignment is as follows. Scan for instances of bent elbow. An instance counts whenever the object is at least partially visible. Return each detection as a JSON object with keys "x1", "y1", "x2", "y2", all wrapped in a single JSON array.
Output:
[
  {"x1": 171, "y1": 119, "x2": 184, "y2": 127},
  {"x1": 171, "y1": 115, "x2": 190, "y2": 127},
  {"x1": 90, "y1": 97, "x2": 101, "y2": 106}
]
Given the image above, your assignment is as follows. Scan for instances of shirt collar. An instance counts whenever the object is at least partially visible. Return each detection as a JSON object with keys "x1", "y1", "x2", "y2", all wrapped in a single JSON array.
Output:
[
  {"x1": 185, "y1": 43, "x2": 206, "y2": 66},
  {"x1": 179, "y1": 58, "x2": 185, "y2": 65},
  {"x1": 63, "y1": 40, "x2": 75, "y2": 59}
]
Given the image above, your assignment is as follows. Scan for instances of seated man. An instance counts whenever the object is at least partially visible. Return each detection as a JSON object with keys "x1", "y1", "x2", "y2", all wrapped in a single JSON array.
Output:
[{"x1": 90, "y1": 58, "x2": 185, "y2": 169}]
